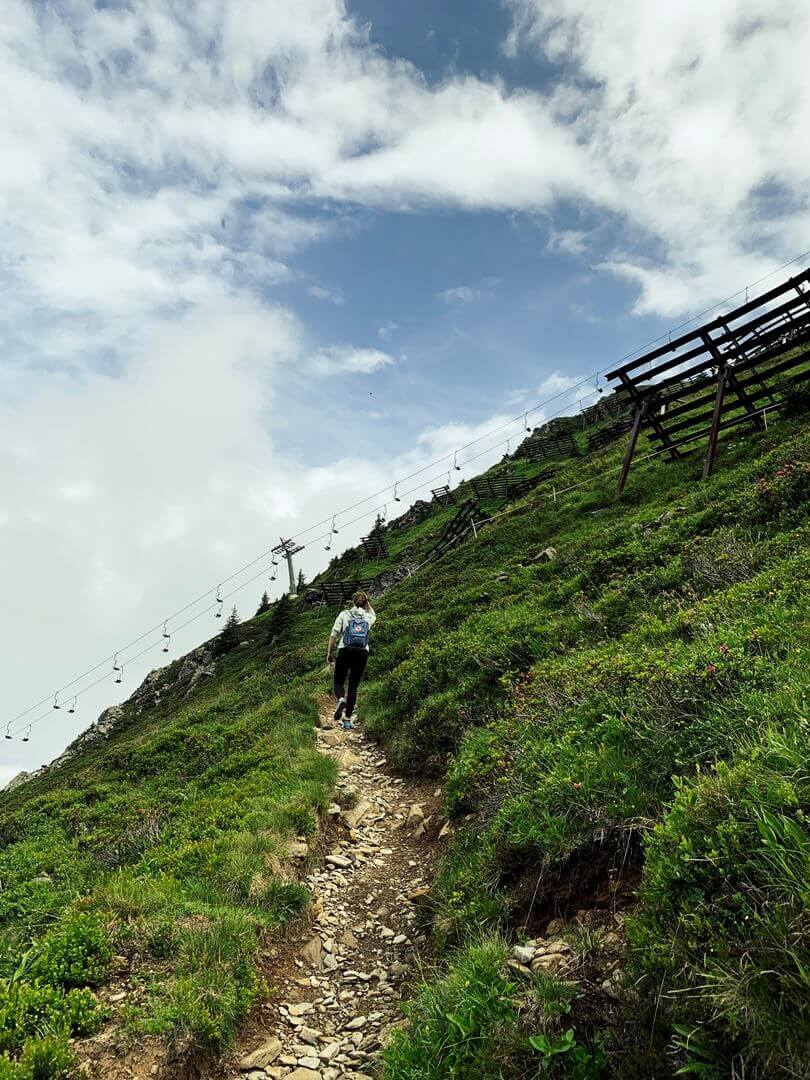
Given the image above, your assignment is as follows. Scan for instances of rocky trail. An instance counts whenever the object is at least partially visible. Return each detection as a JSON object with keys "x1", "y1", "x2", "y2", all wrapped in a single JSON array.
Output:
[{"x1": 209, "y1": 699, "x2": 448, "y2": 1080}]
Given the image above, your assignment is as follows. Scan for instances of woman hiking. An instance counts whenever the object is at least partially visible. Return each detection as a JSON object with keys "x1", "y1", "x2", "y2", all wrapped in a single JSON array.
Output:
[{"x1": 327, "y1": 591, "x2": 376, "y2": 729}]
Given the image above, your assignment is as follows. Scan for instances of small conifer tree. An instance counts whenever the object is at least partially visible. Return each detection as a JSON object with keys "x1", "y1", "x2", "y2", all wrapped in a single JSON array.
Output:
[
  {"x1": 256, "y1": 590, "x2": 271, "y2": 615},
  {"x1": 296, "y1": 569, "x2": 307, "y2": 592},
  {"x1": 216, "y1": 605, "x2": 241, "y2": 655},
  {"x1": 265, "y1": 593, "x2": 295, "y2": 645}
]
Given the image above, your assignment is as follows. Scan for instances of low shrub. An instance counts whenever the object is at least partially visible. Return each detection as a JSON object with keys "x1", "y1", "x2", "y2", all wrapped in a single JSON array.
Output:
[
  {"x1": 30, "y1": 915, "x2": 111, "y2": 990},
  {"x1": 0, "y1": 978, "x2": 105, "y2": 1054},
  {"x1": 630, "y1": 722, "x2": 810, "y2": 1076},
  {"x1": 382, "y1": 937, "x2": 519, "y2": 1079},
  {"x1": 0, "y1": 1034, "x2": 74, "y2": 1079}
]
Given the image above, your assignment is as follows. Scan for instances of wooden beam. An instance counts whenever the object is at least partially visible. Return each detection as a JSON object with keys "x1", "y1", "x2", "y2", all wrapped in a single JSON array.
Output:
[
  {"x1": 605, "y1": 267, "x2": 810, "y2": 380},
  {"x1": 616, "y1": 402, "x2": 646, "y2": 496},
  {"x1": 703, "y1": 365, "x2": 729, "y2": 479}
]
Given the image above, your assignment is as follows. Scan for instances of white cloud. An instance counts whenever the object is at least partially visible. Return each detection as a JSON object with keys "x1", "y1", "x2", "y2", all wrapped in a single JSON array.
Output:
[
  {"x1": 308, "y1": 345, "x2": 397, "y2": 376},
  {"x1": 494, "y1": 370, "x2": 596, "y2": 420},
  {"x1": 505, "y1": 0, "x2": 810, "y2": 313},
  {"x1": 439, "y1": 276, "x2": 501, "y2": 304},
  {"x1": 440, "y1": 286, "x2": 489, "y2": 305},
  {"x1": 536, "y1": 370, "x2": 582, "y2": 398},
  {"x1": 308, "y1": 284, "x2": 345, "y2": 304}
]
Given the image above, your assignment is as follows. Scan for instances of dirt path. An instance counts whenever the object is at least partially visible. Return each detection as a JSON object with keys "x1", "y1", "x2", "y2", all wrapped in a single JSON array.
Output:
[{"x1": 213, "y1": 699, "x2": 447, "y2": 1080}]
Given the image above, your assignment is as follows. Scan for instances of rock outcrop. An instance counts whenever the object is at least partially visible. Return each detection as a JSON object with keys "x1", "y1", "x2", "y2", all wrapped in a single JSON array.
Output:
[
  {"x1": 4, "y1": 771, "x2": 32, "y2": 793},
  {"x1": 176, "y1": 645, "x2": 217, "y2": 696},
  {"x1": 390, "y1": 499, "x2": 432, "y2": 530}
]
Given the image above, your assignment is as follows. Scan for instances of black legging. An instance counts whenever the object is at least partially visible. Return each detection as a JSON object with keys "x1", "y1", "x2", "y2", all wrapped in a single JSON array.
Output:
[{"x1": 334, "y1": 646, "x2": 368, "y2": 717}]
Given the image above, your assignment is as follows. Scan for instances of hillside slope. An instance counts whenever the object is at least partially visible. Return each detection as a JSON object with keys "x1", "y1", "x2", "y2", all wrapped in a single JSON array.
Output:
[{"x1": 1, "y1": 400, "x2": 808, "y2": 1079}]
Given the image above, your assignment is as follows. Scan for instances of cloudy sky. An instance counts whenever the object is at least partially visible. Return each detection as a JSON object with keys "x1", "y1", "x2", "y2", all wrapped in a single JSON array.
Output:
[{"x1": 2, "y1": 0, "x2": 809, "y2": 785}]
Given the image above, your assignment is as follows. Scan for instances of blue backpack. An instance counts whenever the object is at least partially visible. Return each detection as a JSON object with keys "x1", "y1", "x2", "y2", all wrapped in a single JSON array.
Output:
[{"x1": 343, "y1": 611, "x2": 371, "y2": 649}]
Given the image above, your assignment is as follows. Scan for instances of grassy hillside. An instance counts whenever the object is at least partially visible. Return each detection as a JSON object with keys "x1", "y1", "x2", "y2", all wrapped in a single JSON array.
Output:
[{"x1": 1, "y1": 397, "x2": 808, "y2": 1078}]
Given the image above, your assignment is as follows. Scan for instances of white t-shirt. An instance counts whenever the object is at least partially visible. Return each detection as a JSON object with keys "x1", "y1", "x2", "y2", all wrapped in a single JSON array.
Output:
[{"x1": 332, "y1": 605, "x2": 376, "y2": 651}]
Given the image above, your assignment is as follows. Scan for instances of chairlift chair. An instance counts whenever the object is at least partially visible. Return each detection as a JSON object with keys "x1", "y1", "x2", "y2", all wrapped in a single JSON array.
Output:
[
  {"x1": 4, "y1": 723, "x2": 12, "y2": 740},
  {"x1": 393, "y1": 483, "x2": 401, "y2": 502},
  {"x1": 215, "y1": 585, "x2": 224, "y2": 618},
  {"x1": 115, "y1": 665, "x2": 123, "y2": 685},
  {"x1": 453, "y1": 451, "x2": 461, "y2": 471},
  {"x1": 52, "y1": 692, "x2": 61, "y2": 710},
  {"x1": 22, "y1": 725, "x2": 31, "y2": 743},
  {"x1": 68, "y1": 697, "x2": 76, "y2": 714}
]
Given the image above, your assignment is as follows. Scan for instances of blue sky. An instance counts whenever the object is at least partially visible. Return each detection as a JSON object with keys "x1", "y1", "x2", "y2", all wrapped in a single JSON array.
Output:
[{"x1": 1, "y1": 0, "x2": 809, "y2": 781}]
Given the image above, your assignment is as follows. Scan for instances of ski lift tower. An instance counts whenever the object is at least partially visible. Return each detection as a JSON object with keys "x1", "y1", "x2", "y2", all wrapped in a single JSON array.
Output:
[{"x1": 273, "y1": 538, "x2": 305, "y2": 597}]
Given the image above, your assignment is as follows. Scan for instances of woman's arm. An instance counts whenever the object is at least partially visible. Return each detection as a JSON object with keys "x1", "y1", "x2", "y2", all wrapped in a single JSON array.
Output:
[{"x1": 327, "y1": 632, "x2": 338, "y2": 665}]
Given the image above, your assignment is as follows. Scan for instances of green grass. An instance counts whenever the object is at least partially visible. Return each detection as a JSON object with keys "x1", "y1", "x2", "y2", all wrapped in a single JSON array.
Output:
[
  {"x1": 0, "y1": 678, "x2": 334, "y2": 1070},
  {"x1": 382, "y1": 936, "x2": 606, "y2": 1079},
  {"x1": 369, "y1": 417, "x2": 809, "y2": 1075}
]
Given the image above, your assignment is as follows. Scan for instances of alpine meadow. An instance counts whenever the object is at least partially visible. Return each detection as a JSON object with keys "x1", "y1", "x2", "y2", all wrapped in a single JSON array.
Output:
[{"x1": 1, "y1": 365, "x2": 808, "y2": 1079}]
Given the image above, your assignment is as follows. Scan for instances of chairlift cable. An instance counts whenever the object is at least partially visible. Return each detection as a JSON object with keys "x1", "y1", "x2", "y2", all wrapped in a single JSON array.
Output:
[{"x1": 7, "y1": 248, "x2": 809, "y2": 735}]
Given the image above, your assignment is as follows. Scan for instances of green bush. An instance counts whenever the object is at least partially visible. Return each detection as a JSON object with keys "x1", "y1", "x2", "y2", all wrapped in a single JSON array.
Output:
[
  {"x1": 630, "y1": 722, "x2": 810, "y2": 1075},
  {"x1": 15, "y1": 1036, "x2": 73, "y2": 1080},
  {"x1": 382, "y1": 938, "x2": 519, "y2": 1079},
  {"x1": 0, "y1": 978, "x2": 104, "y2": 1054},
  {"x1": 30, "y1": 915, "x2": 111, "y2": 989}
]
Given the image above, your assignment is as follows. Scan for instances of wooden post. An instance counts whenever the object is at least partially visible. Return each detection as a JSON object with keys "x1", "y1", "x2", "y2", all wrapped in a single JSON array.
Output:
[
  {"x1": 616, "y1": 403, "x2": 646, "y2": 496},
  {"x1": 703, "y1": 365, "x2": 729, "y2": 479}
]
